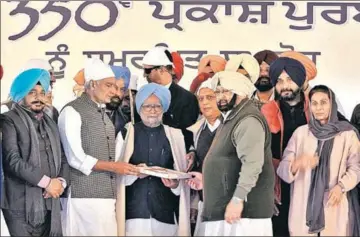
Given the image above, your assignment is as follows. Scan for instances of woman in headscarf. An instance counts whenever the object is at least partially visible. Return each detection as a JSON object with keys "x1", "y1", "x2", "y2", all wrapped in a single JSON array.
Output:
[{"x1": 277, "y1": 85, "x2": 360, "y2": 236}]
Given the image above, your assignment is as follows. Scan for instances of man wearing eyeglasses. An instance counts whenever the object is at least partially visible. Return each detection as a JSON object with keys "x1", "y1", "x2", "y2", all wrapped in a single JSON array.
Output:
[
  {"x1": 142, "y1": 46, "x2": 200, "y2": 152},
  {"x1": 187, "y1": 79, "x2": 221, "y2": 234},
  {"x1": 186, "y1": 71, "x2": 274, "y2": 236},
  {"x1": 116, "y1": 83, "x2": 190, "y2": 236}
]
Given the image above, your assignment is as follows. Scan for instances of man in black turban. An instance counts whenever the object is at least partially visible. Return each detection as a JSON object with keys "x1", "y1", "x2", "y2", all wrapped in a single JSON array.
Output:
[{"x1": 260, "y1": 57, "x2": 308, "y2": 237}]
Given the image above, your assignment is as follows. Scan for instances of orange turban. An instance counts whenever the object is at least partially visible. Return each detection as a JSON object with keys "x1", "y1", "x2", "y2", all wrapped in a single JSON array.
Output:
[
  {"x1": 171, "y1": 52, "x2": 184, "y2": 81},
  {"x1": 189, "y1": 72, "x2": 212, "y2": 93},
  {"x1": 0, "y1": 65, "x2": 3, "y2": 80},
  {"x1": 280, "y1": 51, "x2": 317, "y2": 80},
  {"x1": 198, "y1": 55, "x2": 226, "y2": 74},
  {"x1": 74, "y1": 69, "x2": 85, "y2": 85}
]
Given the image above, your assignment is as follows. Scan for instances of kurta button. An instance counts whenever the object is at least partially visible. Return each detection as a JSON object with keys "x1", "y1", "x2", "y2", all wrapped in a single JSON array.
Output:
[
  {"x1": 148, "y1": 192, "x2": 151, "y2": 195},
  {"x1": 110, "y1": 176, "x2": 114, "y2": 179},
  {"x1": 149, "y1": 148, "x2": 152, "y2": 152},
  {"x1": 107, "y1": 136, "x2": 110, "y2": 140}
]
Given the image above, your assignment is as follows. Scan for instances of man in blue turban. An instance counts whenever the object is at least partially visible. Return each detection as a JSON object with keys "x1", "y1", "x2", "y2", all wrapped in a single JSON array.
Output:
[
  {"x1": 0, "y1": 69, "x2": 69, "y2": 236},
  {"x1": 106, "y1": 66, "x2": 132, "y2": 138},
  {"x1": 115, "y1": 82, "x2": 191, "y2": 236}
]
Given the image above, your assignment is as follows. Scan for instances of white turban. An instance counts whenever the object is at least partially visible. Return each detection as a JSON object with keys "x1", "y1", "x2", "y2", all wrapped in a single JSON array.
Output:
[
  {"x1": 196, "y1": 79, "x2": 213, "y2": 95},
  {"x1": 21, "y1": 59, "x2": 52, "y2": 72},
  {"x1": 211, "y1": 71, "x2": 256, "y2": 97},
  {"x1": 225, "y1": 54, "x2": 260, "y2": 84},
  {"x1": 142, "y1": 46, "x2": 173, "y2": 66},
  {"x1": 84, "y1": 58, "x2": 115, "y2": 82}
]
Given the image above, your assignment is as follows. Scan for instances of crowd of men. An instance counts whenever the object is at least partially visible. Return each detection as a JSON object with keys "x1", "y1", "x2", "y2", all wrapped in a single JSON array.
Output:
[{"x1": 0, "y1": 46, "x2": 360, "y2": 237}]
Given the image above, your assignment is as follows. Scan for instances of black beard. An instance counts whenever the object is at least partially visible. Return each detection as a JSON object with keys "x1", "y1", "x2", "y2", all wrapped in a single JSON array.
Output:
[
  {"x1": 30, "y1": 100, "x2": 45, "y2": 113},
  {"x1": 217, "y1": 94, "x2": 237, "y2": 113},
  {"x1": 276, "y1": 88, "x2": 301, "y2": 101},
  {"x1": 106, "y1": 96, "x2": 122, "y2": 111},
  {"x1": 255, "y1": 77, "x2": 273, "y2": 92}
]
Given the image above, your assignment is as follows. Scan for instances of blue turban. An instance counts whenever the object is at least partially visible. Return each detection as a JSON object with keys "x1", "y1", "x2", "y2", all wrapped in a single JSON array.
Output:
[
  {"x1": 10, "y1": 68, "x2": 50, "y2": 102},
  {"x1": 269, "y1": 57, "x2": 306, "y2": 87},
  {"x1": 110, "y1": 66, "x2": 131, "y2": 89},
  {"x1": 135, "y1": 83, "x2": 171, "y2": 114}
]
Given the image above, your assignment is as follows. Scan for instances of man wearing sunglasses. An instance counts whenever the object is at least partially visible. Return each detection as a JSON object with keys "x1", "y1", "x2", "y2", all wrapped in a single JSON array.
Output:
[{"x1": 142, "y1": 46, "x2": 200, "y2": 151}]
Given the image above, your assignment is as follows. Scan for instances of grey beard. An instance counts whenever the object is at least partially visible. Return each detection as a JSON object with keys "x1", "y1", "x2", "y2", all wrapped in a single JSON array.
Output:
[{"x1": 143, "y1": 120, "x2": 162, "y2": 128}]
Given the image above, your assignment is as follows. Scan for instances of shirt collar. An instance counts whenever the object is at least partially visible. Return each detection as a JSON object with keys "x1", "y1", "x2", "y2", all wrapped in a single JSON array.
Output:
[
  {"x1": 203, "y1": 119, "x2": 221, "y2": 132},
  {"x1": 221, "y1": 111, "x2": 232, "y2": 121},
  {"x1": 164, "y1": 82, "x2": 172, "y2": 89}
]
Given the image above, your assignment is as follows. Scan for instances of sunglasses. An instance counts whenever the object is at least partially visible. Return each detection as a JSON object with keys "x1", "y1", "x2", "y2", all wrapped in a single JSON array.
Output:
[{"x1": 143, "y1": 66, "x2": 161, "y2": 75}]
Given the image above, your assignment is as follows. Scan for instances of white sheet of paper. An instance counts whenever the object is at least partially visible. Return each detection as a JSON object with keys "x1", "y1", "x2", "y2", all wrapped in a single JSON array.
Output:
[{"x1": 139, "y1": 166, "x2": 192, "y2": 179}]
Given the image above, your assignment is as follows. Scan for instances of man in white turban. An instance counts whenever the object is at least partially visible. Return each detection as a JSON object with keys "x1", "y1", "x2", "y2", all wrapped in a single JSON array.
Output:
[
  {"x1": 186, "y1": 71, "x2": 275, "y2": 236},
  {"x1": 115, "y1": 83, "x2": 191, "y2": 236},
  {"x1": 58, "y1": 58, "x2": 139, "y2": 236}
]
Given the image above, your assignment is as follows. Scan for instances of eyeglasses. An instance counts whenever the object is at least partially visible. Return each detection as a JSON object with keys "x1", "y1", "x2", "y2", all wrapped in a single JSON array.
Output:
[
  {"x1": 198, "y1": 95, "x2": 216, "y2": 102},
  {"x1": 142, "y1": 104, "x2": 163, "y2": 112},
  {"x1": 214, "y1": 89, "x2": 234, "y2": 97},
  {"x1": 28, "y1": 90, "x2": 45, "y2": 97},
  {"x1": 144, "y1": 66, "x2": 161, "y2": 75}
]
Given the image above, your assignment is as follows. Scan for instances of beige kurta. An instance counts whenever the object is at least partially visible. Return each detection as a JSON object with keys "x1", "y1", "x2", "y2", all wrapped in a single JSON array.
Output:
[
  {"x1": 277, "y1": 125, "x2": 360, "y2": 236},
  {"x1": 115, "y1": 123, "x2": 191, "y2": 236}
]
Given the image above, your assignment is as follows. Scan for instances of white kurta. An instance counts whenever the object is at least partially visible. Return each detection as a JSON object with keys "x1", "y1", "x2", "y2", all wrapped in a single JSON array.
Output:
[
  {"x1": 58, "y1": 106, "x2": 117, "y2": 236},
  {"x1": 194, "y1": 202, "x2": 273, "y2": 236},
  {"x1": 0, "y1": 210, "x2": 10, "y2": 236}
]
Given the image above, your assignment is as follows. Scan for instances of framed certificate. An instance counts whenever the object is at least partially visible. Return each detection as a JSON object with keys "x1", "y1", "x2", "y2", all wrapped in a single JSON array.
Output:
[{"x1": 139, "y1": 166, "x2": 192, "y2": 180}]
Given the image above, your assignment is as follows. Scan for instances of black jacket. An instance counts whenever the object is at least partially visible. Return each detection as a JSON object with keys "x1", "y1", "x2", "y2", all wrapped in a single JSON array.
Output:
[
  {"x1": 163, "y1": 83, "x2": 199, "y2": 151},
  {"x1": 0, "y1": 111, "x2": 69, "y2": 210},
  {"x1": 351, "y1": 104, "x2": 360, "y2": 133}
]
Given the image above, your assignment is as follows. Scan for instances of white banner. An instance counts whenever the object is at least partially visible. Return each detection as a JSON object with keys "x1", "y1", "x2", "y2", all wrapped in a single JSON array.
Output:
[{"x1": 1, "y1": 1, "x2": 359, "y2": 118}]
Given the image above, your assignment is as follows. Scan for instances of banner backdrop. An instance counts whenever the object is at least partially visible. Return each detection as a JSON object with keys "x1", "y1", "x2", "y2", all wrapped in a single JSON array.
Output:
[{"x1": 1, "y1": 1, "x2": 359, "y2": 118}]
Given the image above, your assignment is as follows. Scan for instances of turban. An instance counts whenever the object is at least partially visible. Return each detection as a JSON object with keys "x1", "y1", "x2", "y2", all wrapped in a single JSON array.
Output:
[
  {"x1": 20, "y1": 59, "x2": 53, "y2": 73},
  {"x1": 84, "y1": 58, "x2": 115, "y2": 82},
  {"x1": 196, "y1": 79, "x2": 213, "y2": 95},
  {"x1": 0, "y1": 65, "x2": 3, "y2": 80},
  {"x1": 269, "y1": 57, "x2": 306, "y2": 87},
  {"x1": 110, "y1": 66, "x2": 131, "y2": 89},
  {"x1": 189, "y1": 72, "x2": 212, "y2": 93},
  {"x1": 198, "y1": 55, "x2": 226, "y2": 74},
  {"x1": 135, "y1": 83, "x2": 171, "y2": 114},
  {"x1": 142, "y1": 47, "x2": 173, "y2": 66},
  {"x1": 171, "y1": 52, "x2": 184, "y2": 81},
  {"x1": 254, "y1": 50, "x2": 279, "y2": 66},
  {"x1": 280, "y1": 51, "x2": 317, "y2": 80},
  {"x1": 74, "y1": 69, "x2": 85, "y2": 85},
  {"x1": 10, "y1": 69, "x2": 50, "y2": 102},
  {"x1": 211, "y1": 71, "x2": 256, "y2": 98},
  {"x1": 225, "y1": 54, "x2": 260, "y2": 84}
]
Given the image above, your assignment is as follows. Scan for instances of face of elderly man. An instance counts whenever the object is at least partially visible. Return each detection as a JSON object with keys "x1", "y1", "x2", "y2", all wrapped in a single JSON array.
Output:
[
  {"x1": 139, "y1": 94, "x2": 163, "y2": 127},
  {"x1": 91, "y1": 77, "x2": 117, "y2": 104},
  {"x1": 275, "y1": 70, "x2": 300, "y2": 101},
  {"x1": 214, "y1": 85, "x2": 236, "y2": 113},
  {"x1": 198, "y1": 88, "x2": 218, "y2": 118}
]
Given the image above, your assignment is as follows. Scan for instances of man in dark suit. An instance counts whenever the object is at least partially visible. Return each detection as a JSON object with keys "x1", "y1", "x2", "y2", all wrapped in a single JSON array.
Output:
[
  {"x1": 0, "y1": 68, "x2": 69, "y2": 236},
  {"x1": 142, "y1": 46, "x2": 200, "y2": 151}
]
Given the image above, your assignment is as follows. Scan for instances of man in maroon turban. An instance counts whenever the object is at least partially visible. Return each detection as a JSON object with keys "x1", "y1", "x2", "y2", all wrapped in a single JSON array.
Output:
[{"x1": 252, "y1": 50, "x2": 279, "y2": 109}]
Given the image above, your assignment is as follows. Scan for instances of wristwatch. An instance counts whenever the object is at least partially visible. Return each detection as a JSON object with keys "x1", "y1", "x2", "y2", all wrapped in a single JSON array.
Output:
[{"x1": 231, "y1": 197, "x2": 244, "y2": 204}]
